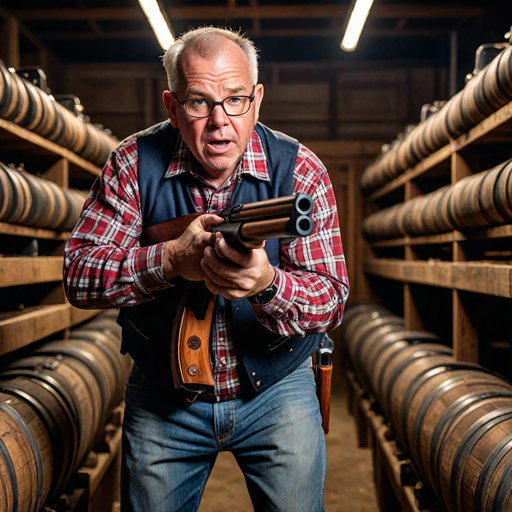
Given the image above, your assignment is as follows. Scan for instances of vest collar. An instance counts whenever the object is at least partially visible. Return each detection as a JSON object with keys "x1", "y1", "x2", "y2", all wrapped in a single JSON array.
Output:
[{"x1": 165, "y1": 129, "x2": 271, "y2": 183}]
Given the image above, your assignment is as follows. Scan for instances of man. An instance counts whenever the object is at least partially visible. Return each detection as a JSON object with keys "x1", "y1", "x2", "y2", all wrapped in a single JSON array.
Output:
[{"x1": 64, "y1": 27, "x2": 348, "y2": 512}]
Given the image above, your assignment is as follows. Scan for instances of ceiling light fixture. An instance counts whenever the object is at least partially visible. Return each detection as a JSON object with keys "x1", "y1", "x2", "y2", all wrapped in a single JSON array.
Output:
[
  {"x1": 341, "y1": 0, "x2": 375, "y2": 52},
  {"x1": 138, "y1": 0, "x2": 175, "y2": 50}
]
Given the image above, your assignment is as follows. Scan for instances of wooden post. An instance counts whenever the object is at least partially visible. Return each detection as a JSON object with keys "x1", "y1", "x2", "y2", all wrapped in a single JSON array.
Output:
[
  {"x1": 451, "y1": 151, "x2": 479, "y2": 362},
  {"x1": 43, "y1": 158, "x2": 69, "y2": 188},
  {"x1": 404, "y1": 181, "x2": 424, "y2": 330},
  {"x1": 0, "y1": 12, "x2": 20, "y2": 69}
]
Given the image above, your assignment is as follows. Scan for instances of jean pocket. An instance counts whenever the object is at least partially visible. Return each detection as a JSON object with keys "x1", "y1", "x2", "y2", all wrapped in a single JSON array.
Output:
[{"x1": 126, "y1": 364, "x2": 146, "y2": 388}]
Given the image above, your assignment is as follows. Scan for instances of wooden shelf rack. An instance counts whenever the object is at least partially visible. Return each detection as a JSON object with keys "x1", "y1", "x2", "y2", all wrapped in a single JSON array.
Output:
[
  {"x1": 361, "y1": 100, "x2": 512, "y2": 367},
  {"x1": 367, "y1": 100, "x2": 512, "y2": 201}
]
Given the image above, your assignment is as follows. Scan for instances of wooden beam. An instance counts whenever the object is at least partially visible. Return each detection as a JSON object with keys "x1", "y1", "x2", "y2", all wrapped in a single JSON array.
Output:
[
  {"x1": 0, "y1": 256, "x2": 64, "y2": 288},
  {"x1": 14, "y1": 5, "x2": 483, "y2": 21},
  {"x1": 34, "y1": 28, "x2": 451, "y2": 40},
  {"x1": 0, "y1": 304, "x2": 70, "y2": 355},
  {"x1": 0, "y1": 117, "x2": 100, "y2": 177},
  {"x1": 364, "y1": 259, "x2": 512, "y2": 298}
]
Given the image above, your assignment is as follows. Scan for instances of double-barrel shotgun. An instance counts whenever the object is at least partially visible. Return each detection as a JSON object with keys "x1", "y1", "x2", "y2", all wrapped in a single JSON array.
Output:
[{"x1": 142, "y1": 194, "x2": 333, "y2": 433}]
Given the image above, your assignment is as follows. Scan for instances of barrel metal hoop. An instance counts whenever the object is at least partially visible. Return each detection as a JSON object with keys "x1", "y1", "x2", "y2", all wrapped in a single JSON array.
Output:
[
  {"x1": 0, "y1": 434, "x2": 18, "y2": 512},
  {"x1": 0, "y1": 383, "x2": 62, "y2": 495},
  {"x1": 432, "y1": 390, "x2": 512, "y2": 497},
  {"x1": 475, "y1": 433, "x2": 512, "y2": 512},
  {"x1": 0, "y1": 372, "x2": 80, "y2": 475},
  {"x1": 0, "y1": 401, "x2": 43, "y2": 512},
  {"x1": 491, "y1": 458, "x2": 512, "y2": 512},
  {"x1": 37, "y1": 346, "x2": 109, "y2": 419},
  {"x1": 406, "y1": 363, "x2": 496, "y2": 455},
  {"x1": 400, "y1": 365, "x2": 448, "y2": 454},
  {"x1": 384, "y1": 351, "x2": 447, "y2": 421},
  {"x1": 450, "y1": 408, "x2": 512, "y2": 512}
]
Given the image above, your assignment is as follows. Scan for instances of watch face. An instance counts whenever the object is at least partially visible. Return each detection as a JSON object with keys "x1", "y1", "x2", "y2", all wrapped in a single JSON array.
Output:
[{"x1": 253, "y1": 284, "x2": 277, "y2": 304}]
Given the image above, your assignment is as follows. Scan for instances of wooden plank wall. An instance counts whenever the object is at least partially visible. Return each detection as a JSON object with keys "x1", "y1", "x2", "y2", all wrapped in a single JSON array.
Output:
[{"x1": 62, "y1": 61, "x2": 447, "y2": 143}]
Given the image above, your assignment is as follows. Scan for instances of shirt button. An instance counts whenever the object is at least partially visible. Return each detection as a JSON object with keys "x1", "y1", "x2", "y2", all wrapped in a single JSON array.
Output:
[
  {"x1": 276, "y1": 308, "x2": 284, "y2": 315},
  {"x1": 219, "y1": 337, "x2": 224, "y2": 341},
  {"x1": 252, "y1": 372, "x2": 256, "y2": 376},
  {"x1": 289, "y1": 348, "x2": 293, "y2": 352},
  {"x1": 255, "y1": 381, "x2": 261, "y2": 388}
]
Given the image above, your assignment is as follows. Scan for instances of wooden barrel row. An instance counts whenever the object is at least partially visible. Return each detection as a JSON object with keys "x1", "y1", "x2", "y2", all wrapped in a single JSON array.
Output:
[
  {"x1": 362, "y1": 158, "x2": 512, "y2": 241},
  {"x1": 0, "y1": 310, "x2": 131, "y2": 512},
  {"x1": 342, "y1": 305, "x2": 512, "y2": 512},
  {"x1": 360, "y1": 41, "x2": 512, "y2": 195},
  {"x1": 0, "y1": 61, "x2": 117, "y2": 167},
  {"x1": 0, "y1": 161, "x2": 87, "y2": 232}
]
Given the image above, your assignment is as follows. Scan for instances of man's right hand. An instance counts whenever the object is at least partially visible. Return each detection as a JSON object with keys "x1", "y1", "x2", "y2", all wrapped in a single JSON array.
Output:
[{"x1": 162, "y1": 214, "x2": 223, "y2": 281}]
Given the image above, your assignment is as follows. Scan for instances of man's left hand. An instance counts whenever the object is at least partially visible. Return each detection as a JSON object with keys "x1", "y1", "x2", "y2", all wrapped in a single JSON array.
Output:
[{"x1": 201, "y1": 232, "x2": 275, "y2": 301}]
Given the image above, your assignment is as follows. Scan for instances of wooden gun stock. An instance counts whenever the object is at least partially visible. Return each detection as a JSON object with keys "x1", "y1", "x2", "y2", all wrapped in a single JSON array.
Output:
[{"x1": 142, "y1": 194, "x2": 315, "y2": 392}]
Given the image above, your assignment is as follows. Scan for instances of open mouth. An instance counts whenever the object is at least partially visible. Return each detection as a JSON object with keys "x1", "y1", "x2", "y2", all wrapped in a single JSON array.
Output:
[
  {"x1": 206, "y1": 140, "x2": 232, "y2": 152},
  {"x1": 208, "y1": 140, "x2": 230, "y2": 148}
]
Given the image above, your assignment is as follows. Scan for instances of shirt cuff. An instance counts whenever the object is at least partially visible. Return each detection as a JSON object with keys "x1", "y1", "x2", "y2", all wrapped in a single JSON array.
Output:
[
  {"x1": 128, "y1": 242, "x2": 174, "y2": 296},
  {"x1": 251, "y1": 267, "x2": 294, "y2": 319}
]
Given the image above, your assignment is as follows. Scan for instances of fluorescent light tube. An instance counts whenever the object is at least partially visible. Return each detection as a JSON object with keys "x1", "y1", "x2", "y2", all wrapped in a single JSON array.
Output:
[
  {"x1": 341, "y1": 0, "x2": 375, "y2": 52},
  {"x1": 138, "y1": 0, "x2": 175, "y2": 50}
]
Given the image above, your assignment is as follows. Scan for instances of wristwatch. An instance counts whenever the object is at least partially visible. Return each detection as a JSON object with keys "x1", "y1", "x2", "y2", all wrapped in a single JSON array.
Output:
[{"x1": 248, "y1": 282, "x2": 278, "y2": 305}]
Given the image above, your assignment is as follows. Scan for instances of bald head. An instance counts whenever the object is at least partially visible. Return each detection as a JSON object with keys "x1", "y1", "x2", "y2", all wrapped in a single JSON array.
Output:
[{"x1": 163, "y1": 27, "x2": 259, "y2": 92}]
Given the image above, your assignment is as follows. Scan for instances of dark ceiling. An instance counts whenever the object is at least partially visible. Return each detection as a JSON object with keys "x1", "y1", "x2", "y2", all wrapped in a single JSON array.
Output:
[{"x1": 2, "y1": 0, "x2": 512, "y2": 74}]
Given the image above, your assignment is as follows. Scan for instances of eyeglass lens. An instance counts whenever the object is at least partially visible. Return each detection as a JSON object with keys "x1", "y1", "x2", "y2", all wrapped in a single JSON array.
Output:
[{"x1": 185, "y1": 96, "x2": 252, "y2": 117}]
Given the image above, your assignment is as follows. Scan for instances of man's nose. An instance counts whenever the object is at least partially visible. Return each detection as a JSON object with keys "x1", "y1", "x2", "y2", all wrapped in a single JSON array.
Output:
[{"x1": 208, "y1": 103, "x2": 230, "y2": 127}]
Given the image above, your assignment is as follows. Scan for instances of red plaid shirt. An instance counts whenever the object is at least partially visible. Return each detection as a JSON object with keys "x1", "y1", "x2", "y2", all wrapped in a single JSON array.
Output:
[{"x1": 64, "y1": 127, "x2": 349, "y2": 401}]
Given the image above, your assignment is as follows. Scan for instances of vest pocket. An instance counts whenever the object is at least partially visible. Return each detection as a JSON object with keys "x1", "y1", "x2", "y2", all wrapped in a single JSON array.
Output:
[{"x1": 268, "y1": 335, "x2": 290, "y2": 351}]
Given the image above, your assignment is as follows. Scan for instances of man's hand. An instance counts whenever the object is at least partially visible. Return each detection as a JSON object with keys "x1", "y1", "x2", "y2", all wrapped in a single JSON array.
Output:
[
  {"x1": 201, "y1": 232, "x2": 275, "y2": 301},
  {"x1": 163, "y1": 214, "x2": 223, "y2": 281}
]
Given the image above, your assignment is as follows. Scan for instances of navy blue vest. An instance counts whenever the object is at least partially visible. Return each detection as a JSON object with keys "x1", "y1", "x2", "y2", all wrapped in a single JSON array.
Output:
[{"x1": 118, "y1": 120, "x2": 325, "y2": 394}]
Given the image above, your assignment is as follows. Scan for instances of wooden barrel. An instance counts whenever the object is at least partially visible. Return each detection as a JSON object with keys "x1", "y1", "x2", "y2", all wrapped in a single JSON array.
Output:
[
  {"x1": 450, "y1": 171, "x2": 490, "y2": 229},
  {"x1": 407, "y1": 370, "x2": 512, "y2": 507},
  {"x1": 0, "y1": 66, "x2": 21, "y2": 122},
  {"x1": 2, "y1": 354, "x2": 95, "y2": 471},
  {"x1": 0, "y1": 61, "x2": 16, "y2": 119},
  {"x1": 0, "y1": 162, "x2": 87, "y2": 232},
  {"x1": 0, "y1": 162, "x2": 14, "y2": 222},
  {"x1": 479, "y1": 48, "x2": 512, "y2": 113},
  {"x1": 479, "y1": 161, "x2": 512, "y2": 225},
  {"x1": 441, "y1": 90, "x2": 469, "y2": 141},
  {"x1": 459, "y1": 70, "x2": 490, "y2": 128},
  {"x1": 0, "y1": 374, "x2": 77, "y2": 501},
  {"x1": 494, "y1": 159, "x2": 512, "y2": 223},
  {"x1": 68, "y1": 329, "x2": 130, "y2": 409},
  {"x1": 497, "y1": 43, "x2": 512, "y2": 98},
  {"x1": 342, "y1": 305, "x2": 512, "y2": 512},
  {"x1": 436, "y1": 397, "x2": 512, "y2": 512},
  {"x1": 0, "y1": 388, "x2": 53, "y2": 512},
  {"x1": 381, "y1": 343, "x2": 454, "y2": 422}
]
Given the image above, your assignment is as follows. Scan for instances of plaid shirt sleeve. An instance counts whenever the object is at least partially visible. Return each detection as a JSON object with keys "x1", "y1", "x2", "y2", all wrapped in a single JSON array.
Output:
[
  {"x1": 251, "y1": 144, "x2": 350, "y2": 337},
  {"x1": 63, "y1": 136, "x2": 172, "y2": 309}
]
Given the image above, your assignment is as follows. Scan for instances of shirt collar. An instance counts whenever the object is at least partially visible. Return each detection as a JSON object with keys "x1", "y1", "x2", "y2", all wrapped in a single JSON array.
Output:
[{"x1": 165, "y1": 129, "x2": 270, "y2": 183}]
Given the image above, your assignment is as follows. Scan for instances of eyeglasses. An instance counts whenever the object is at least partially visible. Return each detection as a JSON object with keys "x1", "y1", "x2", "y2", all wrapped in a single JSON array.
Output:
[{"x1": 173, "y1": 87, "x2": 256, "y2": 118}]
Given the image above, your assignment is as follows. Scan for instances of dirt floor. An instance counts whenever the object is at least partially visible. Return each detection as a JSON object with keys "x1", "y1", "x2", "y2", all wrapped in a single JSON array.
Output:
[{"x1": 198, "y1": 388, "x2": 378, "y2": 512}]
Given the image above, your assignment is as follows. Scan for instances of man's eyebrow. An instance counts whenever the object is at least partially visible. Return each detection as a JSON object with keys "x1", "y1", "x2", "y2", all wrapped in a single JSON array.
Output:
[{"x1": 186, "y1": 86, "x2": 248, "y2": 97}]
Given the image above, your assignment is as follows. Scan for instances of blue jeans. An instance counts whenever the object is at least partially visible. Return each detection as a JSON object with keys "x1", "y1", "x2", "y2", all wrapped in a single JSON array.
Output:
[{"x1": 121, "y1": 358, "x2": 326, "y2": 512}]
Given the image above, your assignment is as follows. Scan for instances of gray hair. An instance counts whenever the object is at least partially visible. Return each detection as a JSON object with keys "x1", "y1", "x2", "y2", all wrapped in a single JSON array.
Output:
[{"x1": 162, "y1": 27, "x2": 259, "y2": 92}]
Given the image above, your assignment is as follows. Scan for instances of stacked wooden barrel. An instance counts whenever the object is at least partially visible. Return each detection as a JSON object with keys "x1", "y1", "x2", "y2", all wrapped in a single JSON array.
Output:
[
  {"x1": 342, "y1": 305, "x2": 512, "y2": 512},
  {"x1": 0, "y1": 61, "x2": 117, "y2": 167},
  {"x1": 362, "y1": 158, "x2": 512, "y2": 240},
  {"x1": 0, "y1": 161, "x2": 87, "y2": 232},
  {"x1": 0, "y1": 310, "x2": 131, "y2": 512},
  {"x1": 360, "y1": 41, "x2": 512, "y2": 194}
]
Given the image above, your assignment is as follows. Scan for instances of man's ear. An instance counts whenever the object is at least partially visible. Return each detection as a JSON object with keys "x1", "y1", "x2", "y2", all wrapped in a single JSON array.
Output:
[
  {"x1": 163, "y1": 90, "x2": 179, "y2": 129},
  {"x1": 253, "y1": 84, "x2": 264, "y2": 125}
]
